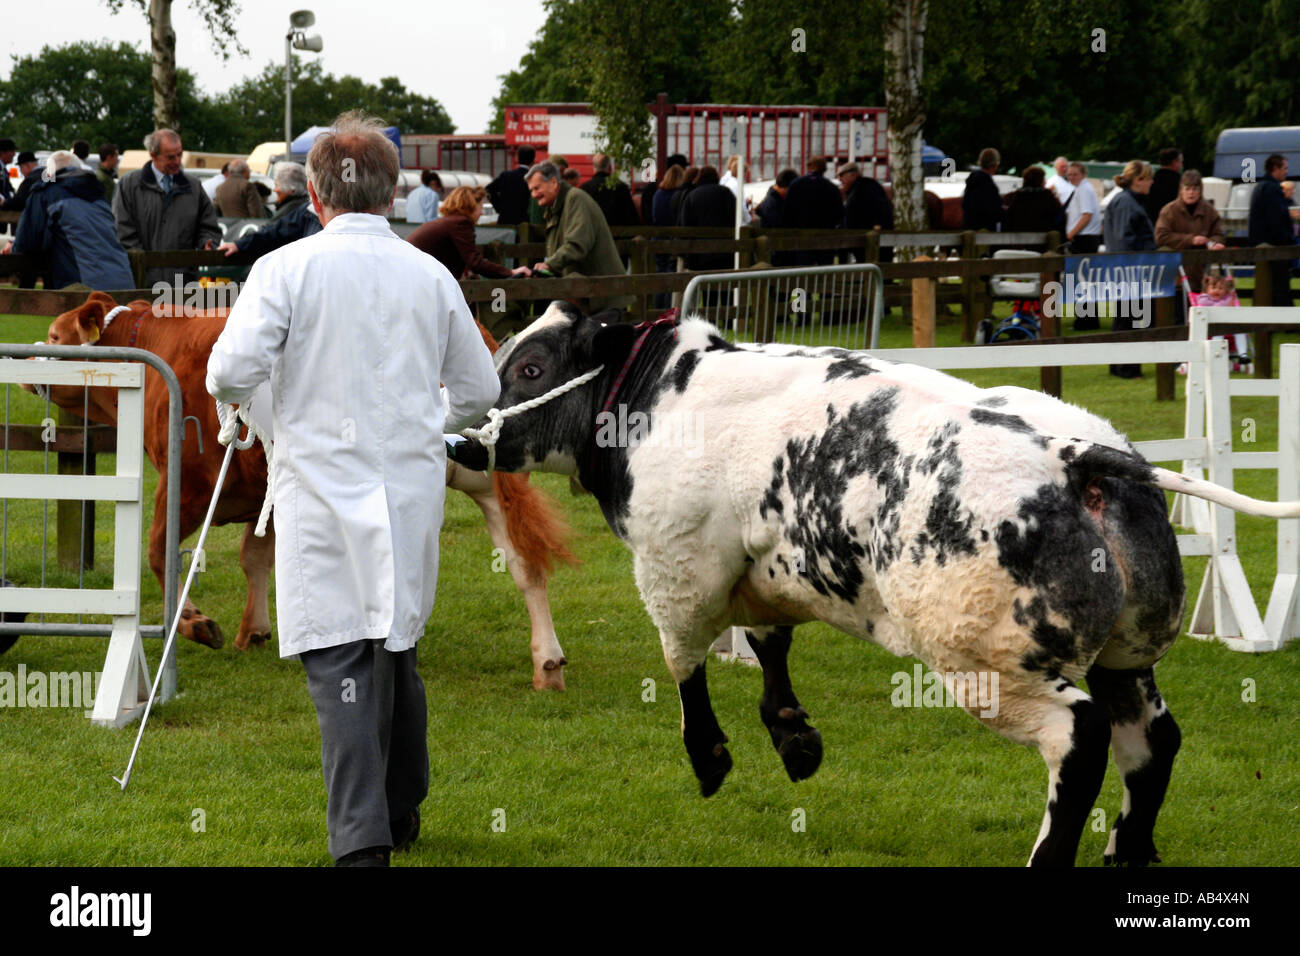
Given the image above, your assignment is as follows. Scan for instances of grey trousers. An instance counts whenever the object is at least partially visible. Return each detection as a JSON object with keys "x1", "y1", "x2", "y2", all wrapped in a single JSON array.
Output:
[{"x1": 301, "y1": 640, "x2": 429, "y2": 860}]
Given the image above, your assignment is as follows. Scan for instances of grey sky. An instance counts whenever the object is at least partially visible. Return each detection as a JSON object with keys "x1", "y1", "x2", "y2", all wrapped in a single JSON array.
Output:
[{"x1": 0, "y1": 0, "x2": 548, "y2": 137}]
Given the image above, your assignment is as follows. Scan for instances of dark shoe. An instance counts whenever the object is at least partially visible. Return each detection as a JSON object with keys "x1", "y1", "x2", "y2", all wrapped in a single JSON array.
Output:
[
  {"x1": 1109, "y1": 364, "x2": 1142, "y2": 379},
  {"x1": 335, "y1": 845, "x2": 391, "y2": 867},
  {"x1": 1073, "y1": 317, "x2": 1100, "y2": 331},
  {"x1": 391, "y1": 808, "x2": 420, "y2": 854}
]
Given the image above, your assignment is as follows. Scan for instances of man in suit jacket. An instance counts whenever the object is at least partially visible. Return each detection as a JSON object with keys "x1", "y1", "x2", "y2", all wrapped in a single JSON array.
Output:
[
  {"x1": 582, "y1": 153, "x2": 640, "y2": 228},
  {"x1": 962, "y1": 147, "x2": 1003, "y2": 231},
  {"x1": 487, "y1": 145, "x2": 535, "y2": 226},
  {"x1": 1144, "y1": 148, "x2": 1183, "y2": 222},
  {"x1": 1248, "y1": 153, "x2": 1296, "y2": 307}
]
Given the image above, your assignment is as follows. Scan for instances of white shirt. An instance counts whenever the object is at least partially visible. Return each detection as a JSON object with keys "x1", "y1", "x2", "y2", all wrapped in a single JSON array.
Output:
[
  {"x1": 1066, "y1": 179, "x2": 1102, "y2": 236},
  {"x1": 1046, "y1": 173, "x2": 1073, "y2": 206},
  {"x1": 203, "y1": 173, "x2": 225, "y2": 200},
  {"x1": 205, "y1": 213, "x2": 500, "y2": 658}
]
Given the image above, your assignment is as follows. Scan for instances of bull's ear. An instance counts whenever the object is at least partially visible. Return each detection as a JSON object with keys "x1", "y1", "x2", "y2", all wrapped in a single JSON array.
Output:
[
  {"x1": 582, "y1": 321, "x2": 639, "y2": 369},
  {"x1": 76, "y1": 293, "x2": 118, "y2": 344}
]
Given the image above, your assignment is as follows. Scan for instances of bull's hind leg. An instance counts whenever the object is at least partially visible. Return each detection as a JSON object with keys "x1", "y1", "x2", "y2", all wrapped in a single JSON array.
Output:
[
  {"x1": 234, "y1": 521, "x2": 274, "y2": 650},
  {"x1": 745, "y1": 626, "x2": 823, "y2": 782},
  {"x1": 1087, "y1": 665, "x2": 1181, "y2": 866}
]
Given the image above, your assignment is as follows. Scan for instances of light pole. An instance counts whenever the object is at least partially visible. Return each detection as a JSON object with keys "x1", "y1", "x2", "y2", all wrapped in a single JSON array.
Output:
[{"x1": 285, "y1": 10, "x2": 324, "y2": 155}]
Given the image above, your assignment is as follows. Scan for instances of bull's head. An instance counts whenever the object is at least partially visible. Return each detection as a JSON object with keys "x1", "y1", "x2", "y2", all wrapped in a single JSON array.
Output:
[
  {"x1": 477, "y1": 301, "x2": 637, "y2": 474},
  {"x1": 23, "y1": 292, "x2": 133, "y2": 426}
]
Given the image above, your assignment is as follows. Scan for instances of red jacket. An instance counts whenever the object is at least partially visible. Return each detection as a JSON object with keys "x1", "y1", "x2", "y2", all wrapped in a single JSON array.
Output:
[{"x1": 406, "y1": 214, "x2": 512, "y2": 279}]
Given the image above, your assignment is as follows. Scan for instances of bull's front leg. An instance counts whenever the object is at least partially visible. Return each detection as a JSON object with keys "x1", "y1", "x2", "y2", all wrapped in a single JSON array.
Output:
[
  {"x1": 744, "y1": 625, "x2": 823, "y2": 782},
  {"x1": 149, "y1": 475, "x2": 223, "y2": 649}
]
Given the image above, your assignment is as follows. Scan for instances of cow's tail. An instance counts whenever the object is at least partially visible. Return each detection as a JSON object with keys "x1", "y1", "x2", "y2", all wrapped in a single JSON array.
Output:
[
  {"x1": 493, "y1": 471, "x2": 580, "y2": 578},
  {"x1": 1054, "y1": 438, "x2": 1300, "y2": 519}
]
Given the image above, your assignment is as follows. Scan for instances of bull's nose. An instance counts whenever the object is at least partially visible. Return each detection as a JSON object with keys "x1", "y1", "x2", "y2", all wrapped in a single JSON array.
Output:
[{"x1": 446, "y1": 435, "x2": 489, "y2": 471}]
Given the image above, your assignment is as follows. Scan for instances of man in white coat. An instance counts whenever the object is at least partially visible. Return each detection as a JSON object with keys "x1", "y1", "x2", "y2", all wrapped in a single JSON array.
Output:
[{"x1": 206, "y1": 112, "x2": 500, "y2": 866}]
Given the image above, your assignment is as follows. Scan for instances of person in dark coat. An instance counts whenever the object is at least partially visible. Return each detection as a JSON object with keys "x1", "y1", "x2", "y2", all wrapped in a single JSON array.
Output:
[
  {"x1": 1102, "y1": 159, "x2": 1157, "y2": 378},
  {"x1": 670, "y1": 165, "x2": 700, "y2": 224},
  {"x1": 839, "y1": 160, "x2": 894, "y2": 263},
  {"x1": 962, "y1": 147, "x2": 1003, "y2": 231},
  {"x1": 640, "y1": 153, "x2": 687, "y2": 230},
  {"x1": 407, "y1": 186, "x2": 531, "y2": 279},
  {"x1": 2, "y1": 151, "x2": 43, "y2": 211},
  {"x1": 486, "y1": 145, "x2": 534, "y2": 226},
  {"x1": 216, "y1": 163, "x2": 320, "y2": 261},
  {"x1": 677, "y1": 165, "x2": 735, "y2": 270},
  {"x1": 650, "y1": 164, "x2": 686, "y2": 305},
  {"x1": 1003, "y1": 165, "x2": 1064, "y2": 235},
  {"x1": 783, "y1": 157, "x2": 843, "y2": 264},
  {"x1": 1144, "y1": 148, "x2": 1182, "y2": 223},
  {"x1": 581, "y1": 153, "x2": 640, "y2": 229},
  {"x1": 754, "y1": 168, "x2": 798, "y2": 267},
  {"x1": 0, "y1": 139, "x2": 15, "y2": 204},
  {"x1": 4, "y1": 151, "x2": 133, "y2": 289},
  {"x1": 1248, "y1": 153, "x2": 1295, "y2": 307}
]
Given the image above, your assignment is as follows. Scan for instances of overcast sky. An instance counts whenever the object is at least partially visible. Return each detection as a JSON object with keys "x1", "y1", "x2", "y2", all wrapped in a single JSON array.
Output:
[{"x1": 0, "y1": 0, "x2": 549, "y2": 135}]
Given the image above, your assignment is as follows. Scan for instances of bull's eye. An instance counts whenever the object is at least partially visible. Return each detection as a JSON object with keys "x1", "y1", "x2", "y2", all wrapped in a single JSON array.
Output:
[{"x1": 522, "y1": 364, "x2": 543, "y2": 380}]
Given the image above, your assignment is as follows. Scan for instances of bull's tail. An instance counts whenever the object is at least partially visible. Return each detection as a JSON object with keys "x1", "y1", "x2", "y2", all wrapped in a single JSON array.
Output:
[
  {"x1": 1056, "y1": 439, "x2": 1300, "y2": 519},
  {"x1": 493, "y1": 471, "x2": 579, "y2": 578}
]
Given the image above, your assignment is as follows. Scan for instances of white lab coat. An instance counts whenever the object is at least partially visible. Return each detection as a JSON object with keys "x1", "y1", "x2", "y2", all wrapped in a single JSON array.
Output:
[{"x1": 205, "y1": 213, "x2": 500, "y2": 658}]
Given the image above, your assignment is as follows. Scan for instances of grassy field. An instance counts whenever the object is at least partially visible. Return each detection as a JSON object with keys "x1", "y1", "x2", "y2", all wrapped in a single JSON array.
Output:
[{"x1": 0, "y1": 305, "x2": 1297, "y2": 867}]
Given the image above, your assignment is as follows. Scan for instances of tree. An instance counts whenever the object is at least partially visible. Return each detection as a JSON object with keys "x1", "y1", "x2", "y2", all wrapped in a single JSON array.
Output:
[
  {"x1": 102, "y1": 0, "x2": 245, "y2": 131},
  {"x1": 883, "y1": 0, "x2": 927, "y2": 238}
]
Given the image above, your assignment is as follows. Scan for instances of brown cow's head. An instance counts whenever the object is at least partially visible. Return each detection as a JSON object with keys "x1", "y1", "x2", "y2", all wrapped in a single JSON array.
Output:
[{"x1": 24, "y1": 292, "x2": 131, "y2": 425}]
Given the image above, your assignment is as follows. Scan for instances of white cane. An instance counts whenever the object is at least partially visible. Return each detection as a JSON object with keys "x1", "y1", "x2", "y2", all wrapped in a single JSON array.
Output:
[{"x1": 114, "y1": 406, "x2": 256, "y2": 791}]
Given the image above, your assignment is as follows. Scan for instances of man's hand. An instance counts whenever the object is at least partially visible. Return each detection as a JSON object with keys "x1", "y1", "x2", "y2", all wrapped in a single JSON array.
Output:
[
  {"x1": 1192, "y1": 235, "x2": 1208, "y2": 246},
  {"x1": 1208, "y1": 240, "x2": 1226, "y2": 250},
  {"x1": 1, "y1": 240, "x2": 11, "y2": 255},
  {"x1": 509, "y1": 265, "x2": 532, "y2": 277},
  {"x1": 218, "y1": 241, "x2": 239, "y2": 257}
]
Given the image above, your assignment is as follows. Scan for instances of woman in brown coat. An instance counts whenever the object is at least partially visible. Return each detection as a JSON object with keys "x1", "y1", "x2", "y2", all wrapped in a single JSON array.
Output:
[
  {"x1": 1154, "y1": 169, "x2": 1226, "y2": 292},
  {"x1": 406, "y1": 186, "x2": 531, "y2": 279}
]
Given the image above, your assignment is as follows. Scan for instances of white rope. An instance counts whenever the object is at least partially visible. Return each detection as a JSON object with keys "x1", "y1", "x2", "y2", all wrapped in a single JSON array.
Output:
[
  {"x1": 216, "y1": 400, "x2": 272, "y2": 535},
  {"x1": 100, "y1": 305, "x2": 132, "y2": 331},
  {"x1": 459, "y1": 364, "x2": 605, "y2": 473}
]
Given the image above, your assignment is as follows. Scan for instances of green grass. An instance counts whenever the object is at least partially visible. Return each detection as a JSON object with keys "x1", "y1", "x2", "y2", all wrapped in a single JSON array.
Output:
[{"x1": 0, "y1": 307, "x2": 1297, "y2": 867}]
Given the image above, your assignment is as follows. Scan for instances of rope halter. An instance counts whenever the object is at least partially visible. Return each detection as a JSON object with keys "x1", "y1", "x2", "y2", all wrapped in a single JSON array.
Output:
[
  {"x1": 459, "y1": 364, "x2": 606, "y2": 474},
  {"x1": 216, "y1": 400, "x2": 270, "y2": 536}
]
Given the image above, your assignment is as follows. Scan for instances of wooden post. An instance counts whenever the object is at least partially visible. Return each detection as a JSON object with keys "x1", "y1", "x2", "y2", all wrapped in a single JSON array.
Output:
[
  {"x1": 911, "y1": 255, "x2": 936, "y2": 348},
  {"x1": 1039, "y1": 255, "x2": 1062, "y2": 398},
  {"x1": 128, "y1": 249, "x2": 146, "y2": 289},
  {"x1": 56, "y1": 409, "x2": 95, "y2": 571},
  {"x1": 1154, "y1": 295, "x2": 1175, "y2": 401},
  {"x1": 960, "y1": 231, "x2": 979, "y2": 342}
]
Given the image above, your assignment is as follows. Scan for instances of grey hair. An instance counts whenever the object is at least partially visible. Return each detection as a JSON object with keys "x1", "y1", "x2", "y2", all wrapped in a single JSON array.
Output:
[
  {"x1": 43, "y1": 150, "x2": 83, "y2": 181},
  {"x1": 526, "y1": 161, "x2": 559, "y2": 183},
  {"x1": 306, "y1": 111, "x2": 399, "y2": 213},
  {"x1": 228, "y1": 159, "x2": 250, "y2": 177},
  {"x1": 274, "y1": 162, "x2": 308, "y2": 196},
  {"x1": 144, "y1": 129, "x2": 180, "y2": 155}
]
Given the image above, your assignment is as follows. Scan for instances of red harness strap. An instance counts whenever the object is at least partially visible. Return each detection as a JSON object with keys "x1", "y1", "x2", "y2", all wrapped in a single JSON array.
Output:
[
  {"x1": 598, "y1": 311, "x2": 679, "y2": 416},
  {"x1": 126, "y1": 312, "x2": 146, "y2": 348}
]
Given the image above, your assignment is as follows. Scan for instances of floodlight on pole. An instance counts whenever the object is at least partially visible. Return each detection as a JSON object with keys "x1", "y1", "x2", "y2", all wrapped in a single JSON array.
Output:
[{"x1": 285, "y1": 10, "x2": 324, "y2": 152}]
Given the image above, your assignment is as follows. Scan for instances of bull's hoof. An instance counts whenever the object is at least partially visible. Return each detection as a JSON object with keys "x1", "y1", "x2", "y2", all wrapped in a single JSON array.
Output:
[
  {"x1": 692, "y1": 741, "x2": 733, "y2": 798},
  {"x1": 533, "y1": 666, "x2": 566, "y2": 691},
  {"x1": 1104, "y1": 842, "x2": 1162, "y2": 867},
  {"x1": 188, "y1": 618, "x2": 224, "y2": 650},
  {"x1": 234, "y1": 631, "x2": 272, "y2": 651},
  {"x1": 776, "y1": 727, "x2": 823, "y2": 782}
]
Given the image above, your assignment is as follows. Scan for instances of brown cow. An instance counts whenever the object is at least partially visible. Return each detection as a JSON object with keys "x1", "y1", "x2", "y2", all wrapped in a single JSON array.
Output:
[{"x1": 32, "y1": 292, "x2": 576, "y2": 689}]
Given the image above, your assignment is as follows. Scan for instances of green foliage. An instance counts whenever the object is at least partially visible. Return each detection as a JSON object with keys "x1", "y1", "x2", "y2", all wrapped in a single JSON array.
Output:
[{"x1": 101, "y1": 0, "x2": 247, "y2": 60}]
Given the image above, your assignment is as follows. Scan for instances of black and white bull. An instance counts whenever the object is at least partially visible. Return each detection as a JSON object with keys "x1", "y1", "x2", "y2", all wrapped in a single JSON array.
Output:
[{"x1": 461, "y1": 301, "x2": 1299, "y2": 866}]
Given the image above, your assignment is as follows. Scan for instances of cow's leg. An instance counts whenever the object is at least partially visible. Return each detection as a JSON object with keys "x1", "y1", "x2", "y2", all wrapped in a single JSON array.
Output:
[
  {"x1": 675, "y1": 656, "x2": 732, "y2": 798},
  {"x1": 1018, "y1": 680, "x2": 1111, "y2": 867},
  {"x1": 450, "y1": 464, "x2": 566, "y2": 689},
  {"x1": 1087, "y1": 665, "x2": 1181, "y2": 866},
  {"x1": 234, "y1": 521, "x2": 275, "y2": 650},
  {"x1": 148, "y1": 476, "x2": 223, "y2": 649},
  {"x1": 745, "y1": 625, "x2": 822, "y2": 782}
]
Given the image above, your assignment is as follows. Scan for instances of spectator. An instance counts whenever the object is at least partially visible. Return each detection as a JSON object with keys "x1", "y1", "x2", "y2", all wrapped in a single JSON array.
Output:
[
  {"x1": 650, "y1": 164, "x2": 686, "y2": 306},
  {"x1": 1102, "y1": 159, "x2": 1156, "y2": 378},
  {"x1": 486, "y1": 145, "x2": 535, "y2": 226},
  {"x1": 719, "y1": 154, "x2": 752, "y2": 224},
  {"x1": 407, "y1": 185, "x2": 530, "y2": 279},
  {"x1": 2, "y1": 150, "x2": 132, "y2": 289},
  {"x1": 113, "y1": 128, "x2": 221, "y2": 286},
  {"x1": 214, "y1": 159, "x2": 266, "y2": 218},
  {"x1": 962, "y1": 147, "x2": 1003, "y2": 231},
  {"x1": 582, "y1": 153, "x2": 640, "y2": 228},
  {"x1": 562, "y1": 167, "x2": 581, "y2": 185},
  {"x1": 678, "y1": 165, "x2": 735, "y2": 271},
  {"x1": 0, "y1": 139, "x2": 16, "y2": 204},
  {"x1": 1063, "y1": 161, "x2": 1102, "y2": 254},
  {"x1": 1247, "y1": 153, "x2": 1294, "y2": 307},
  {"x1": 207, "y1": 110, "x2": 500, "y2": 868},
  {"x1": 217, "y1": 163, "x2": 319, "y2": 260},
  {"x1": 2, "y1": 151, "x2": 43, "y2": 211},
  {"x1": 203, "y1": 162, "x2": 228, "y2": 202},
  {"x1": 783, "y1": 157, "x2": 843, "y2": 264},
  {"x1": 670, "y1": 165, "x2": 700, "y2": 224},
  {"x1": 71, "y1": 140, "x2": 91, "y2": 164},
  {"x1": 528, "y1": 155, "x2": 567, "y2": 227},
  {"x1": 1003, "y1": 165, "x2": 1064, "y2": 234},
  {"x1": 754, "y1": 168, "x2": 798, "y2": 266},
  {"x1": 1046, "y1": 155, "x2": 1072, "y2": 204},
  {"x1": 405, "y1": 169, "x2": 441, "y2": 224},
  {"x1": 1144, "y1": 148, "x2": 1183, "y2": 223},
  {"x1": 1154, "y1": 169, "x2": 1225, "y2": 293},
  {"x1": 526, "y1": 160, "x2": 631, "y2": 312},
  {"x1": 96, "y1": 143, "x2": 120, "y2": 205}
]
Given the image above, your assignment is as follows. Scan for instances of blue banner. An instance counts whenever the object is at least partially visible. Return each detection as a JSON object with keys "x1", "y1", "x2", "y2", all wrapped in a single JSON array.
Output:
[{"x1": 1062, "y1": 252, "x2": 1181, "y2": 303}]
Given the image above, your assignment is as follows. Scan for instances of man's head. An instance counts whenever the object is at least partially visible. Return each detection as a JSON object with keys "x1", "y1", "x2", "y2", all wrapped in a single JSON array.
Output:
[
  {"x1": 808, "y1": 156, "x2": 828, "y2": 176},
  {"x1": 837, "y1": 161, "x2": 860, "y2": 191},
  {"x1": 306, "y1": 111, "x2": 400, "y2": 216},
  {"x1": 145, "y1": 129, "x2": 183, "y2": 176},
  {"x1": 978, "y1": 147, "x2": 1000, "y2": 172},
  {"x1": 273, "y1": 162, "x2": 308, "y2": 202},
  {"x1": 526, "y1": 162, "x2": 562, "y2": 207},
  {"x1": 775, "y1": 168, "x2": 798, "y2": 196},
  {"x1": 228, "y1": 159, "x2": 251, "y2": 180},
  {"x1": 1178, "y1": 169, "x2": 1203, "y2": 205},
  {"x1": 1265, "y1": 153, "x2": 1289, "y2": 181},
  {"x1": 0, "y1": 138, "x2": 15, "y2": 164},
  {"x1": 551, "y1": 155, "x2": 569, "y2": 171},
  {"x1": 98, "y1": 143, "x2": 119, "y2": 171},
  {"x1": 71, "y1": 140, "x2": 90, "y2": 162},
  {"x1": 562, "y1": 167, "x2": 580, "y2": 185},
  {"x1": 592, "y1": 154, "x2": 613, "y2": 174},
  {"x1": 1053, "y1": 156, "x2": 1068, "y2": 177},
  {"x1": 1159, "y1": 148, "x2": 1183, "y2": 171},
  {"x1": 696, "y1": 165, "x2": 720, "y2": 186},
  {"x1": 1022, "y1": 166, "x2": 1045, "y2": 189},
  {"x1": 517, "y1": 145, "x2": 536, "y2": 167},
  {"x1": 420, "y1": 169, "x2": 438, "y2": 188},
  {"x1": 1066, "y1": 161, "x2": 1088, "y2": 186},
  {"x1": 17, "y1": 151, "x2": 38, "y2": 175},
  {"x1": 43, "y1": 150, "x2": 81, "y2": 181},
  {"x1": 666, "y1": 153, "x2": 688, "y2": 170}
]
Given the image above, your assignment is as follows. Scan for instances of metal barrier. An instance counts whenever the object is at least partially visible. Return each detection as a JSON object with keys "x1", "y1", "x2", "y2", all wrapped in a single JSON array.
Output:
[
  {"x1": 680, "y1": 264, "x2": 885, "y2": 350},
  {"x1": 0, "y1": 345, "x2": 184, "y2": 724}
]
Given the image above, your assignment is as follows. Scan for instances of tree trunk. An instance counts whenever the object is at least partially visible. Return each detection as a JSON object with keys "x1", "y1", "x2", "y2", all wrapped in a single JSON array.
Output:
[
  {"x1": 883, "y1": 0, "x2": 928, "y2": 253},
  {"x1": 148, "y1": 0, "x2": 180, "y2": 131}
]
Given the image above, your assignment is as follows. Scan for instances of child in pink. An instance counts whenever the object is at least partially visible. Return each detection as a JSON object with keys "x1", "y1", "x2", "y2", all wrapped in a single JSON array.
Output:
[{"x1": 1190, "y1": 271, "x2": 1251, "y2": 373}]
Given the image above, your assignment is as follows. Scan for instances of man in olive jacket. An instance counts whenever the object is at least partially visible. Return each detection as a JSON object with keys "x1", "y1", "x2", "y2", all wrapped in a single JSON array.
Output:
[
  {"x1": 113, "y1": 128, "x2": 221, "y2": 287},
  {"x1": 527, "y1": 161, "x2": 632, "y2": 311}
]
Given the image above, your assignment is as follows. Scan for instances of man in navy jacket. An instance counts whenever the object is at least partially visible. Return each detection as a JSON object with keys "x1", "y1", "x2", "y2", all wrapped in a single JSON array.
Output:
[{"x1": 1248, "y1": 153, "x2": 1295, "y2": 307}]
